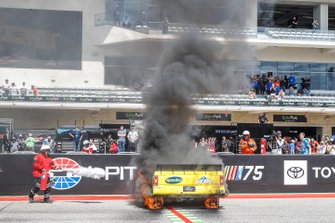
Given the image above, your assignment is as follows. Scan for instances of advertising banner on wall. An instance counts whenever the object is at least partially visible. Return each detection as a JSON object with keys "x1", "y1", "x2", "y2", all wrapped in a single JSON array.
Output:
[{"x1": 1, "y1": 154, "x2": 335, "y2": 195}]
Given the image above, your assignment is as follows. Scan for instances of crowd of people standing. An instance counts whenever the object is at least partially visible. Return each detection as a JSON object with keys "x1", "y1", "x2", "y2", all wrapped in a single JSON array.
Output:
[
  {"x1": 249, "y1": 73, "x2": 311, "y2": 100},
  {"x1": 1, "y1": 79, "x2": 39, "y2": 97}
]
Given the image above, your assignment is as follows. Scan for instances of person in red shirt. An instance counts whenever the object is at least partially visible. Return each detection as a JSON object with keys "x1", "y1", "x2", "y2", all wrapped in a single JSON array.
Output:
[
  {"x1": 31, "y1": 85, "x2": 39, "y2": 96},
  {"x1": 28, "y1": 145, "x2": 57, "y2": 203},
  {"x1": 310, "y1": 138, "x2": 319, "y2": 153},
  {"x1": 239, "y1": 130, "x2": 257, "y2": 154}
]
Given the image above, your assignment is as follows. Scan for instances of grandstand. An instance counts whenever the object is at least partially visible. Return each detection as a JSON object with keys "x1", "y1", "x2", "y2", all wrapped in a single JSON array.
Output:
[{"x1": 1, "y1": 0, "x2": 335, "y2": 154}]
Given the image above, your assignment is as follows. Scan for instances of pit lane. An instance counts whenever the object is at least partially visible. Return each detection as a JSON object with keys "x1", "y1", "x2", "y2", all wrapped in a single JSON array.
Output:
[{"x1": 1, "y1": 195, "x2": 334, "y2": 223}]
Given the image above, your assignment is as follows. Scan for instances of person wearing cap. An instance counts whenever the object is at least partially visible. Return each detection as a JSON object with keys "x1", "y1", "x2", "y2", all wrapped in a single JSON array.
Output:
[
  {"x1": 239, "y1": 130, "x2": 257, "y2": 154},
  {"x1": 25, "y1": 133, "x2": 35, "y2": 152},
  {"x1": 82, "y1": 140, "x2": 93, "y2": 154},
  {"x1": 28, "y1": 145, "x2": 58, "y2": 203},
  {"x1": 43, "y1": 136, "x2": 55, "y2": 153}
]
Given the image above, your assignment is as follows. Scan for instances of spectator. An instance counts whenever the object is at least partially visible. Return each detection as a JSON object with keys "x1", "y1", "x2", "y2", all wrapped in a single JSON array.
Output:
[
  {"x1": 43, "y1": 136, "x2": 55, "y2": 153},
  {"x1": 288, "y1": 74, "x2": 296, "y2": 88},
  {"x1": 127, "y1": 126, "x2": 139, "y2": 152},
  {"x1": 272, "y1": 131, "x2": 286, "y2": 154},
  {"x1": 221, "y1": 136, "x2": 229, "y2": 152},
  {"x1": 312, "y1": 19, "x2": 319, "y2": 30},
  {"x1": 273, "y1": 78, "x2": 280, "y2": 95},
  {"x1": 239, "y1": 130, "x2": 257, "y2": 154},
  {"x1": 284, "y1": 75, "x2": 289, "y2": 89},
  {"x1": 9, "y1": 82, "x2": 18, "y2": 96},
  {"x1": 278, "y1": 89, "x2": 285, "y2": 100},
  {"x1": 114, "y1": 5, "x2": 121, "y2": 26},
  {"x1": 303, "y1": 88, "x2": 310, "y2": 96},
  {"x1": 258, "y1": 113, "x2": 269, "y2": 124},
  {"x1": 10, "y1": 140, "x2": 20, "y2": 153},
  {"x1": 289, "y1": 139, "x2": 296, "y2": 154},
  {"x1": 310, "y1": 138, "x2": 319, "y2": 154},
  {"x1": 279, "y1": 76, "x2": 286, "y2": 90},
  {"x1": 89, "y1": 139, "x2": 98, "y2": 153},
  {"x1": 288, "y1": 86, "x2": 295, "y2": 96},
  {"x1": 228, "y1": 137, "x2": 235, "y2": 153},
  {"x1": 25, "y1": 133, "x2": 35, "y2": 152},
  {"x1": 16, "y1": 134, "x2": 25, "y2": 151},
  {"x1": 82, "y1": 140, "x2": 93, "y2": 154},
  {"x1": 208, "y1": 137, "x2": 216, "y2": 154},
  {"x1": 162, "y1": 16, "x2": 169, "y2": 34},
  {"x1": 298, "y1": 132, "x2": 310, "y2": 155},
  {"x1": 117, "y1": 125, "x2": 127, "y2": 152},
  {"x1": 325, "y1": 139, "x2": 335, "y2": 155},
  {"x1": 31, "y1": 85, "x2": 39, "y2": 96},
  {"x1": 109, "y1": 139, "x2": 118, "y2": 154},
  {"x1": 248, "y1": 89, "x2": 256, "y2": 99},
  {"x1": 288, "y1": 16, "x2": 299, "y2": 28},
  {"x1": 318, "y1": 141, "x2": 326, "y2": 154},
  {"x1": 198, "y1": 137, "x2": 207, "y2": 150},
  {"x1": 2, "y1": 79, "x2": 10, "y2": 97},
  {"x1": 20, "y1": 82, "x2": 28, "y2": 96},
  {"x1": 69, "y1": 127, "x2": 83, "y2": 152},
  {"x1": 266, "y1": 80, "x2": 273, "y2": 95},
  {"x1": 257, "y1": 76, "x2": 265, "y2": 95}
]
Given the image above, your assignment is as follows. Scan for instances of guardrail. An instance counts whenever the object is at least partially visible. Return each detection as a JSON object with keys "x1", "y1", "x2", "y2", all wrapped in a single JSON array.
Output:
[{"x1": 1, "y1": 94, "x2": 335, "y2": 108}]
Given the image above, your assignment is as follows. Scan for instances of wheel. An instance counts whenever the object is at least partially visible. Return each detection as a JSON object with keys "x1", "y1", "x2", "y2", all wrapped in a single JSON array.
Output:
[
  {"x1": 204, "y1": 197, "x2": 219, "y2": 209},
  {"x1": 144, "y1": 196, "x2": 164, "y2": 210}
]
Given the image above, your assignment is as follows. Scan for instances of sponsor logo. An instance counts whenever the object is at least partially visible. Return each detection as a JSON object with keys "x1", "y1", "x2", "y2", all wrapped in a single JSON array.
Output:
[
  {"x1": 165, "y1": 176, "x2": 183, "y2": 184},
  {"x1": 50, "y1": 157, "x2": 82, "y2": 190},
  {"x1": 224, "y1": 165, "x2": 264, "y2": 181},
  {"x1": 312, "y1": 167, "x2": 335, "y2": 179},
  {"x1": 183, "y1": 186, "x2": 196, "y2": 192},
  {"x1": 284, "y1": 160, "x2": 307, "y2": 185},
  {"x1": 287, "y1": 167, "x2": 304, "y2": 179},
  {"x1": 196, "y1": 176, "x2": 212, "y2": 185}
]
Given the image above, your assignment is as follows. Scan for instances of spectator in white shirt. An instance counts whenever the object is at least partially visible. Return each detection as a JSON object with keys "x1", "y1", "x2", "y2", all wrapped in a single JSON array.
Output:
[
  {"x1": 2, "y1": 79, "x2": 10, "y2": 97},
  {"x1": 127, "y1": 126, "x2": 139, "y2": 152},
  {"x1": 20, "y1": 82, "x2": 28, "y2": 96}
]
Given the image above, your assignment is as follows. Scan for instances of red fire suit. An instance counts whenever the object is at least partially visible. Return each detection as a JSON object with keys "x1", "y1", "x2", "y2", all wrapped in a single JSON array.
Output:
[{"x1": 32, "y1": 153, "x2": 55, "y2": 178}]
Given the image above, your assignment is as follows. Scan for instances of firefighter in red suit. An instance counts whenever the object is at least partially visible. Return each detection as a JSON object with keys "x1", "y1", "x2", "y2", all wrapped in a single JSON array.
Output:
[{"x1": 28, "y1": 145, "x2": 57, "y2": 203}]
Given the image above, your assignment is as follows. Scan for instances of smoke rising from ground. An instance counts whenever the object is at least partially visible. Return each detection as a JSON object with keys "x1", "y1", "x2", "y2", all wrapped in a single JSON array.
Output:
[{"x1": 136, "y1": 0, "x2": 258, "y2": 190}]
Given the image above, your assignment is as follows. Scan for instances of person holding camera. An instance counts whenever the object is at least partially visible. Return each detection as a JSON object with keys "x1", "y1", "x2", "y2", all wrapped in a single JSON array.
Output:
[{"x1": 239, "y1": 130, "x2": 257, "y2": 154}]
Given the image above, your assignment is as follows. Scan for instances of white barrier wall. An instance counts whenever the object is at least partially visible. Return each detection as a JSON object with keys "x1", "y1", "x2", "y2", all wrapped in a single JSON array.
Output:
[{"x1": 0, "y1": 0, "x2": 105, "y2": 87}]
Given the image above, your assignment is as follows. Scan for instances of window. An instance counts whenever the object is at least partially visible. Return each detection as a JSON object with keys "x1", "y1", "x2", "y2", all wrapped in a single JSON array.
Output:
[
  {"x1": 294, "y1": 63, "x2": 309, "y2": 71},
  {"x1": 310, "y1": 63, "x2": 327, "y2": 72},
  {"x1": 261, "y1": 61, "x2": 277, "y2": 71},
  {"x1": 278, "y1": 62, "x2": 294, "y2": 71}
]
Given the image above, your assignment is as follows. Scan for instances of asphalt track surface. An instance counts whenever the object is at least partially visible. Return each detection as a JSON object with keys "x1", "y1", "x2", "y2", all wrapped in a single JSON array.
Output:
[{"x1": 1, "y1": 195, "x2": 335, "y2": 223}]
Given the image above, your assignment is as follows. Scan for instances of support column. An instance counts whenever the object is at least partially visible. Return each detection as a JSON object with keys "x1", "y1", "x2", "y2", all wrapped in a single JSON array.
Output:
[
  {"x1": 245, "y1": 0, "x2": 258, "y2": 31},
  {"x1": 313, "y1": 4, "x2": 328, "y2": 31}
]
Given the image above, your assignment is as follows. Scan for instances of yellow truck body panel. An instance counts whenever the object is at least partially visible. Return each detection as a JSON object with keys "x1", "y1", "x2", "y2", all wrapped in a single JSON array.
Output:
[{"x1": 152, "y1": 165, "x2": 227, "y2": 197}]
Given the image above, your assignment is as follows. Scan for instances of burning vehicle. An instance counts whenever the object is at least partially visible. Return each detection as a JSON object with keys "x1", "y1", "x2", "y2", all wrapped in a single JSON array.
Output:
[{"x1": 139, "y1": 164, "x2": 228, "y2": 210}]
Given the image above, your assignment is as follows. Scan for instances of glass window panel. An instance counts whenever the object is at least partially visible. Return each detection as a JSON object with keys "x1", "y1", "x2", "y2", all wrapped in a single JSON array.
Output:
[
  {"x1": 278, "y1": 62, "x2": 294, "y2": 71},
  {"x1": 261, "y1": 61, "x2": 277, "y2": 71},
  {"x1": 310, "y1": 63, "x2": 327, "y2": 72},
  {"x1": 294, "y1": 63, "x2": 309, "y2": 71},
  {"x1": 327, "y1": 64, "x2": 335, "y2": 72}
]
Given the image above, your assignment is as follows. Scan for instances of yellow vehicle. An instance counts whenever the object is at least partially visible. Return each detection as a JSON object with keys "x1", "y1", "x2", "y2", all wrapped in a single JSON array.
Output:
[{"x1": 142, "y1": 164, "x2": 228, "y2": 210}]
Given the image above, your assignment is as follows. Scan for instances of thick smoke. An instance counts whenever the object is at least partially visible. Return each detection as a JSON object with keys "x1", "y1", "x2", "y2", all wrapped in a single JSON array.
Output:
[{"x1": 136, "y1": 0, "x2": 257, "y2": 192}]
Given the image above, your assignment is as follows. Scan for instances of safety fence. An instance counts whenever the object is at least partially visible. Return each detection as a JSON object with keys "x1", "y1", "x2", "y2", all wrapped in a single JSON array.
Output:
[{"x1": 0, "y1": 154, "x2": 334, "y2": 195}]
